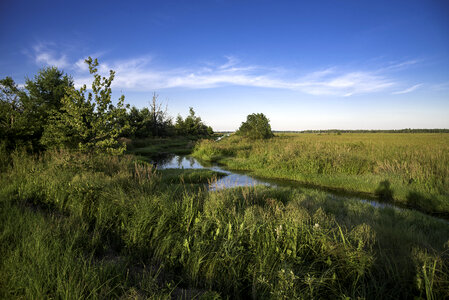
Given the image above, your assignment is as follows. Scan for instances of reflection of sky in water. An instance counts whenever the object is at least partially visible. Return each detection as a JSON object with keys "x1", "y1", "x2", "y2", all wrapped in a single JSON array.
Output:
[
  {"x1": 360, "y1": 199, "x2": 388, "y2": 208},
  {"x1": 210, "y1": 173, "x2": 271, "y2": 191},
  {"x1": 157, "y1": 156, "x2": 204, "y2": 169},
  {"x1": 327, "y1": 194, "x2": 389, "y2": 209},
  {"x1": 156, "y1": 155, "x2": 270, "y2": 190}
]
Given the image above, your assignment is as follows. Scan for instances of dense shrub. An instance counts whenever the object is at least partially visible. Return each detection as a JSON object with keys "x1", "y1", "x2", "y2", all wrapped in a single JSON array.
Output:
[{"x1": 236, "y1": 113, "x2": 273, "y2": 139}]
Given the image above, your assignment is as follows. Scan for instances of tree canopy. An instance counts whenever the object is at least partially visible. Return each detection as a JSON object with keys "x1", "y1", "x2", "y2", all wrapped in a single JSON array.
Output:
[
  {"x1": 127, "y1": 93, "x2": 174, "y2": 138},
  {"x1": 41, "y1": 57, "x2": 129, "y2": 155},
  {"x1": 175, "y1": 107, "x2": 213, "y2": 136},
  {"x1": 0, "y1": 68, "x2": 73, "y2": 150},
  {"x1": 236, "y1": 113, "x2": 273, "y2": 139}
]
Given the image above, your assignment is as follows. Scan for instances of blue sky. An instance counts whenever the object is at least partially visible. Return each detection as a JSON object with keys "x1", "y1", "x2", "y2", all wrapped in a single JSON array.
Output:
[{"x1": 1, "y1": 0, "x2": 448, "y2": 131}]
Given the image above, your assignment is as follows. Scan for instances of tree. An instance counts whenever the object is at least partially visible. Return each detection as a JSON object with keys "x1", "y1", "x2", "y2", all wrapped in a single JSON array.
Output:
[
  {"x1": 0, "y1": 77, "x2": 28, "y2": 148},
  {"x1": 0, "y1": 68, "x2": 73, "y2": 150},
  {"x1": 147, "y1": 93, "x2": 172, "y2": 136},
  {"x1": 175, "y1": 107, "x2": 213, "y2": 136},
  {"x1": 24, "y1": 67, "x2": 74, "y2": 144},
  {"x1": 1, "y1": 77, "x2": 23, "y2": 132},
  {"x1": 41, "y1": 57, "x2": 129, "y2": 155},
  {"x1": 24, "y1": 67, "x2": 73, "y2": 116},
  {"x1": 174, "y1": 114, "x2": 185, "y2": 135},
  {"x1": 236, "y1": 113, "x2": 273, "y2": 139},
  {"x1": 126, "y1": 93, "x2": 173, "y2": 138},
  {"x1": 126, "y1": 106, "x2": 147, "y2": 138}
]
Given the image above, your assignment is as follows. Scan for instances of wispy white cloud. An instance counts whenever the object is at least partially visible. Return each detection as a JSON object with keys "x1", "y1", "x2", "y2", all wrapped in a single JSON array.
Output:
[
  {"x1": 75, "y1": 58, "x2": 89, "y2": 72},
  {"x1": 380, "y1": 59, "x2": 419, "y2": 72},
  {"x1": 33, "y1": 43, "x2": 70, "y2": 69},
  {"x1": 392, "y1": 83, "x2": 423, "y2": 94},
  {"x1": 30, "y1": 44, "x2": 410, "y2": 97},
  {"x1": 219, "y1": 56, "x2": 239, "y2": 69},
  {"x1": 293, "y1": 71, "x2": 395, "y2": 96},
  {"x1": 71, "y1": 57, "x2": 398, "y2": 96}
]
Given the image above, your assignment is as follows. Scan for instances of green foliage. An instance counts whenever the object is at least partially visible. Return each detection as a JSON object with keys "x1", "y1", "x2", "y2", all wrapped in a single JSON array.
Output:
[
  {"x1": 236, "y1": 113, "x2": 273, "y2": 139},
  {"x1": 2, "y1": 66, "x2": 212, "y2": 151},
  {"x1": 0, "y1": 77, "x2": 28, "y2": 148},
  {"x1": 375, "y1": 180, "x2": 394, "y2": 201},
  {"x1": 159, "y1": 168, "x2": 226, "y2": 184},
  {"x1": 41, "y1": 57, "x2": 129, "y2": 155},
  {"x1": 24, "y1": 67, "x2": 73, "y2": 123},
  {"x1": 175, "y1": 107, "x2": 213, "y2": 136},
  {"x1": 0, "y1": 68, "x2": 73, "y2": 150},
  {"x1": 126, "y1": 100, "x2": 213, "y2": 139},
  {"x1": 126, "y1": 93, "x2": 173, "y2": 138},
  {"x1": 128, "y1": 137, "x2": 195, "y2": 158}
]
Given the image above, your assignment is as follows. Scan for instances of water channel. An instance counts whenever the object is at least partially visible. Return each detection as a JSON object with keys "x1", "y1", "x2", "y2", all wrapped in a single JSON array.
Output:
[{"x1": 155, "y1": 154, "x2": 391, "y2": 209}]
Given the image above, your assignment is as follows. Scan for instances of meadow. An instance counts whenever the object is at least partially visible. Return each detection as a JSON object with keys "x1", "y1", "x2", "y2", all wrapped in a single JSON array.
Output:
[
  {"x1": 193, "y1": 133, "x2": 449, "y2": 217},
  {"x1": 1, "y1": 148, "x2": 448, "y2": 299}
]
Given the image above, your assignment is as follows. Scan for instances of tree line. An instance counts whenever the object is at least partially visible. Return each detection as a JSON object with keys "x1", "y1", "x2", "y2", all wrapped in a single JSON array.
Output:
[
  {"x1": 0, "y1": 57, "x2": 213, "y2": 154},
  {"x1": 279, "y1": 129, "x2": 449, "y2": 134}
]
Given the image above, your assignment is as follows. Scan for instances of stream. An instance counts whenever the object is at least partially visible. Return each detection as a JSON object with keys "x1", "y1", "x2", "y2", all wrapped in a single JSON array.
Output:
[{"x1": 155, "y1": 154, "x2": 392, "y2": 209}]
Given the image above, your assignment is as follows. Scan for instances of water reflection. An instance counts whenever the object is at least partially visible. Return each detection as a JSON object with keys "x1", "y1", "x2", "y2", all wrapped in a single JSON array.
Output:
[
  {"x1": 154, "y1": 154, "x2": 270, "y2": 190},
  {"x1": 156, "y1": 155, "x2": 205, "y2": 169},
  {"x1": 209, "y1": 173, "x2": 270, "y2": 191},
  {"x1": 215, "y1": 133, "x2": 230, "y2": 142},
  {"x1": 327, "y1": 194, "x2": 388, "y2": 209},
  {"x1": 150, "y1": 153, "x2": 178, "y2": 168}
]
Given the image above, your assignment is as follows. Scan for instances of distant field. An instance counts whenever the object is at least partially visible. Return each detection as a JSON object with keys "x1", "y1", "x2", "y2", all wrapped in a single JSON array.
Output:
[{"x1": 193, "y1": 133, "x2": 449, "y2": 216}]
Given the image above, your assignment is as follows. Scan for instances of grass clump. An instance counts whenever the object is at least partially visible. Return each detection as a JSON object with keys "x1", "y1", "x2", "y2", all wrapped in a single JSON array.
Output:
[
  {"x1": 127, "y1": 136, "x2": 201, "y2": 158},
  {"x1": 159, "y1": 168, "x2": 227, "y2": 184}
]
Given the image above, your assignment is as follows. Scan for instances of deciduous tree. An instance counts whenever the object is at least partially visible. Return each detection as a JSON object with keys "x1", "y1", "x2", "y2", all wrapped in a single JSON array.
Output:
[
  {"x1": 42, "y1": 57, "x2": 129, "y2": 155},
  {"x1": 236, "y1": 113, "x2": 273, "y2": 139}
]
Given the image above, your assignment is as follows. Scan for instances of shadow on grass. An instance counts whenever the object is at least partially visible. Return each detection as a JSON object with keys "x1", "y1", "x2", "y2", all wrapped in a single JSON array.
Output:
[
  {"x1": 375, "y1": 180, "x2": 394, "y2": 201},
  {"x1": 373, "y1": 180, "x2": 448, "y2": 219},
  {"x1": 296, "y1": 186, "x2": 449, "y2": 299},
  {"x1": 404, "y1": 191, "x2": 447, "y2": 219}
]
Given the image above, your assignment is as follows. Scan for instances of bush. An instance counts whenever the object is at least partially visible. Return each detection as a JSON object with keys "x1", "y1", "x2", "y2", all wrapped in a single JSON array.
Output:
[{"x1": 236, "y1": 113, "x2": 273, "y2": 139}]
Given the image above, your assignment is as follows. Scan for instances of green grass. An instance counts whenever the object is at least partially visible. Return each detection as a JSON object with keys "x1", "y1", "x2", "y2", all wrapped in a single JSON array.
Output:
[
  {"x1": 127, "y1": 136, "x2": 209, "y2": 159},
  {"x1": 1, "y1": 149, "x2": 448, "y2": 298},
  {"x1": 159, "y1": 168, "x2": 227, "y2": 184},
  {"x1": 0, "y1": 150, "x2": 220, "y2": 299},
  {"x1": 0, "y1": 191, "x2": 178, "y2": 299},
  {"x1": 192, "y1": 133, "x2": 449, "y2": 217}
]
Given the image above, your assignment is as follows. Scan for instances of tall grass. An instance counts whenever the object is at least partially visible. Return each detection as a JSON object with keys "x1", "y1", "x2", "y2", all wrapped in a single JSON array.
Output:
[
  {"x1": 1, "y1": 149, "x2": 448, "y2": 298},
  {"x1": 193, "y1": 133, "x2": 449, "y2": 216}
]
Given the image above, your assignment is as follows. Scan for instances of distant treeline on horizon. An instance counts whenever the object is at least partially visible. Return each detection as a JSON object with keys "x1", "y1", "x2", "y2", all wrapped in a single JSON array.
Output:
[{"x1": 216, "y1": 129, "x2": 449, "y2": 134}]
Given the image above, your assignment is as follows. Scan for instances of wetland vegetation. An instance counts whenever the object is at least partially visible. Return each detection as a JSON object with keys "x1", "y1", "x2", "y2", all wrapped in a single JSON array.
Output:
[
  {"x1": 1, "y1": 60, "x2": 448, "y2": 299},
  {"x1": 193, "y1": 132, "x2": 449, "y2": 218},
  {"x1": 1, "y1": 149, "x2": 448, "y2": 299}
]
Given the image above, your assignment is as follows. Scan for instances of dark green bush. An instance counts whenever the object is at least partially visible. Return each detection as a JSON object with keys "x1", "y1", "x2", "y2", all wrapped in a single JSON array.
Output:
[{"x1": 236, "y1": 113, "x2": 273, "y2": 139}]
